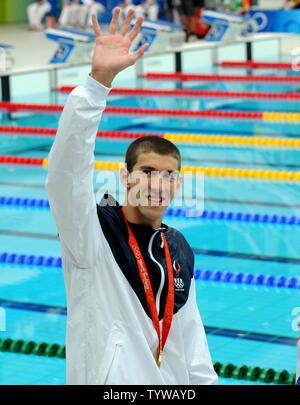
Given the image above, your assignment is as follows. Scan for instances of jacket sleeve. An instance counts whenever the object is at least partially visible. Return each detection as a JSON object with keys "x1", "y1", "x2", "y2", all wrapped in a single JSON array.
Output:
[
  {"x1": 183, "y1": 278, "x2": 218, "y2": 385},
  {"x1": 45, "y1": 75, "x2": 111, "y2": 268}
]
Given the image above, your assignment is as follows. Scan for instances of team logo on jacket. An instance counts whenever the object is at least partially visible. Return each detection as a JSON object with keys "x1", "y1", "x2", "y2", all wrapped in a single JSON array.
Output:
[{"x1": 173, "y1": 260, "x2": 184, "y2": 291}]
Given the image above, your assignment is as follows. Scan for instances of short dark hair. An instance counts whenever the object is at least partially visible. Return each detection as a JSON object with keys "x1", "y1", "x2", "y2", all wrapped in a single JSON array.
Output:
[{"x1": 125, "y1": 135, "x2": 181, "y2": 172}]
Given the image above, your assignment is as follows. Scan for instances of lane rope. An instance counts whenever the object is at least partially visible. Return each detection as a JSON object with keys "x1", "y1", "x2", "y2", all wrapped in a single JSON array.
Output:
[
  {"x1": 0, "y1": 336, "x2": 295, "y2": 384},
  {"x1": 1, "y1": 101, "x2": 300, "y2": 122},
  {"x1": 218, "y1": 61, "x2": 295, "y2": 70},
  {"x1": 55, "y1": 86, "x2": 300, "y2": 101},
  {"x1": 1, "y1": 126, "x2": 300, "y2": 148},
  {"x1": 0, "y1": 156, "x2": 299, "y2": 182},
  {"x1": 1, "y1": 251, "x2": 299, "y2": 290},
  {"x1": 0, "y1": 337, "x2": 65, "y2": 358},
  {"x1": 142, "y1": 72, "x2": 300, "y2": 83},
  {"x1": 1, "y1": 195, "x2": 300, "y2": 225}
]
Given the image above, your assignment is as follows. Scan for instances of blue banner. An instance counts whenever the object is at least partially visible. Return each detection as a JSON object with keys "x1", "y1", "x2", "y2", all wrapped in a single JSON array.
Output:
[{"x1": 248, "y1": 10, "x2": 300, "y2": 34}]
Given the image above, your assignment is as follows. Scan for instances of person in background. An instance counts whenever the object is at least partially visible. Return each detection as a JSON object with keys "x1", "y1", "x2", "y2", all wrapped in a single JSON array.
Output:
[
  {"x1": 135, "y1": 0, "x2": 159, "y2": 20},
  {"x1": 134, "y1": 1, "x2": 144, "y2": 17},
  {"x1": 58, "y1": 0, "x2": 82, "y2": 27},
  {"x1": 235, "y1": 0, "x2": 250, "y2": 14},
  {"x1": 165, "y1": 0, "x2": 183, "y2": 25},
  {"x1": 27, "y1": 0, "x2": 51, "y2": 30},
  {"x1": 79, "y1": 0, "x2": 106, "y2": 29},
  {"x1": 224, "y1": 0, "x2": 250, "y2": 14},
  {"x1": 180, "y1": 0, "x2": 197, "y2": 42},
  {"x1": 114, "y1": 0, "x2": 136, "y2": 26},
  {"x1": 284, "y1": 0, "x2": 300, "y2": 8}
]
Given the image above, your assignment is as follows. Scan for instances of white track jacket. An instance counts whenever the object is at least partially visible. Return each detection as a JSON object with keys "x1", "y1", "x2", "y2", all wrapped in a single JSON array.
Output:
[{"x1": 45, "y1": 75, "x2": 218, "y2": 385}]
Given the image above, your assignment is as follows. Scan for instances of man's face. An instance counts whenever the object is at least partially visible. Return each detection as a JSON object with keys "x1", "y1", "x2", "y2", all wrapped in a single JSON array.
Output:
[{"x1": 124, "y1": 151, "x2": 182, "y2": 224}]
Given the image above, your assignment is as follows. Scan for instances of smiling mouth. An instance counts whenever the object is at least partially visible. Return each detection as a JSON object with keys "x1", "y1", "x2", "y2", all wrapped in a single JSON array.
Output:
[{"x1": 147, "y1": 195, "x2": 164, "y2": 206}]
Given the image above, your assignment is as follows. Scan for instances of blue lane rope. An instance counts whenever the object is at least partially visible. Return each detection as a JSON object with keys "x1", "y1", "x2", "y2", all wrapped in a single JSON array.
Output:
[
  {"x1": 0, "y1": 251, "x2": 299, "y2": 290},
  {"x1": 193, "y1": 268, "x2": 299, "y2": 289},
  {"x1": 0, "y1": 196, "x2": 50, "y2": 208},
  {"x1": 165, "y1": 208, "x2": 300, "y2": 225},
  {"x1": 1, "y1": 195, "x2": 300, "y2": 225},
  {"x1": 0, "y1": 252, "x2": 62, "y2": 267}
]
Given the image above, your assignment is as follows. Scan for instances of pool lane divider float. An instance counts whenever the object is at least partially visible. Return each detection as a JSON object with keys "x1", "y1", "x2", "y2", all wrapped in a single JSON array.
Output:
[
  {"x1": 0, "y1": 337, "x2": 65, "y2": 359},
  {"x1": 1, "y1": 156, "x2": 300, "y2": 182},
  {"x1": 142, "y1": 72, "x2": 300, "y2": 84},
  {"x1": 1, "y1": 102, "x2": 300, "y2": 123},
  {"x1": 218, "y1": 61, "x2": 297, "y2": 70},
  {"x1": 0, "y1": 252, "x2": 62, "y2": 267},
  {"x1": 194, "y1": 269, "x2": 300, "y2": 289},
  {"x1": 56, "y1": 86, "x2": 300, "y2": 101},
  {"x1": 0, "y1": 336, "x2": 295, "y2": 384},
  {"x1": 1, "y1": 251, "x2": 300, "y2": 290},
  {"x1": 213, "y1": 363, "x2": 295, "y2": 385},
  {"x1": 2, "y1": 195, "x2": 300, "y2": 226},
  {"x1": 1, "y1": 126, "x2": 300, "y2": 149}
]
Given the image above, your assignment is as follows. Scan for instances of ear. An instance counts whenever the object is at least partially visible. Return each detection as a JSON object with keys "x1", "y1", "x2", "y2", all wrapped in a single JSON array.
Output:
[
  {"x1": 174, "y1": 173, "x2": 183, "y2": 196},
  {"x1": 120, "y1": 166, "x2": 129, "y2": 188}
]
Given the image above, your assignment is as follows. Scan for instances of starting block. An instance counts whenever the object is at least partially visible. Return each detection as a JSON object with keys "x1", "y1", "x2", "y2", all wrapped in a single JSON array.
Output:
[
  {"x1": 46, "y1": 19, "x2": 185, "y2": 64},
  {"x1": 46, "y1": 27, "x2": 96, "y2": 63},
  {"x1": 130, "y1": 19, "x2": 185, "y2": 53},
  {"x1": 201, "y1": 10, "x2": 250, "y2": 41},
  {"x1": 0, "y1": 44, "x2": 14, "y2": 72}
]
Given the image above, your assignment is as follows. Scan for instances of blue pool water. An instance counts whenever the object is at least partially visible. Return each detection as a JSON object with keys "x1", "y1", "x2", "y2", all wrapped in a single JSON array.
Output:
[{"x1": 0, "y1": 67, "x2": 300, "y2": 385}]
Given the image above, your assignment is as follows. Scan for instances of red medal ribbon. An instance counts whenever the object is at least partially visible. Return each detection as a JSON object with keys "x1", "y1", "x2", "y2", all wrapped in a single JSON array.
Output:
[{"x1": 121, "y1": 208, "x2": 174, "y2": 368}]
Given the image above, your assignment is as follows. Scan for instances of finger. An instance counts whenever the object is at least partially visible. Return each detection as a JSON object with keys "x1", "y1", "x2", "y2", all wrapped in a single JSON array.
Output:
[
  {"x1": 127, "y1": 16, "x2": 144, "y2": 42},
  {"x1": 91, "y1": 13, "x2": 102, "y2": 37},
  {"x1": 119, "y1": 8, "x2": 135, "y2": 36},
  {"x1": 131, "y1": 42, "x2": 148, "y2": 63},
  {"x1": 109, "y1": 7, "x2": 121, "y2": 35}
]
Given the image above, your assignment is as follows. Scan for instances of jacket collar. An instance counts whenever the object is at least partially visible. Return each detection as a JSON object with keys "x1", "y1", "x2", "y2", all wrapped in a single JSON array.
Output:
[{"x1": 99, "y1": 194, "x2": 169, "y2": 248}]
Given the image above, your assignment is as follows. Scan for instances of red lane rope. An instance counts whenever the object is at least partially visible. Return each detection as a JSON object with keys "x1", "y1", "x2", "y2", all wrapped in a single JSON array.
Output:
[
  {"x1": 0, "y1": 126, "x2": 159, "y2": 139},
  {"x1": 0, "y1": 126, "x2": 57, "y2": 135},
  {"x1": 0, "y1": 102, "x2": 63, "y2": 112},
  {"x1": 55, "y1": 86, "x2": 300, "y2": 100},
  {"x1": 141, "y1": 72, "x2": 300, "y2": 83},
  {"x1": 0, "y1": 156, "x2": 44, "y2": 165},
  {"x1": 218, "y1": 61, "x2": 294, "y2": 70},
  {"x1": 0, "y1": 102, "x2": 264, "y2": 119}
]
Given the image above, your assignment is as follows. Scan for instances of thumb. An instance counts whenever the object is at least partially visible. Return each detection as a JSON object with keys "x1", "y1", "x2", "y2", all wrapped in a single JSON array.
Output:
[{"x1": 131, "y1": 43, "x2": 149, "y2": 63}]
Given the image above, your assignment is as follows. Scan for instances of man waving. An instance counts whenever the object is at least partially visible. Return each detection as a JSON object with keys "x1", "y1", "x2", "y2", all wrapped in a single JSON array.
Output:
[{"x1": 46, "y1": 9, "x2": 217, "y2": 385}]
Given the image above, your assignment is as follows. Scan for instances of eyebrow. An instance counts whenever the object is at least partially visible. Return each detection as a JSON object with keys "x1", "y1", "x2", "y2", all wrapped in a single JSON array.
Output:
[{"x1": 139, "y1": 166, "x2": 177, "y2": 174}]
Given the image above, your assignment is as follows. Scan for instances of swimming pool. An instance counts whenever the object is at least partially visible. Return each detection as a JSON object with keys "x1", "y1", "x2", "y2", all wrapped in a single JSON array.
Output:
[{"x1": 0, "y1": 59, "x2": 300, "y2": 385}]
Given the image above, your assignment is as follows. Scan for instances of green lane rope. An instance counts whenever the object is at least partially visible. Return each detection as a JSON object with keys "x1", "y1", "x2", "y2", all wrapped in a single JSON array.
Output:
[
  {"x1": 0, "y1": 337, "x2": 65, "y2": 359},
  {"x1": 213, "y1": 362, "x2": 296, "y2": 385},
  {"x1": 0, "y1": 337, "x2": 296, "y2": 384}
]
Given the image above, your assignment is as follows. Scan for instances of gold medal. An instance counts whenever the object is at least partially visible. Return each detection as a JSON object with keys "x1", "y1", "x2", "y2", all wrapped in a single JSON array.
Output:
[
  {"x1": 157, "y1": 347, "x2": 163, "y2": 368},
  {"x1": 122, "y1": 209, "x2": 174, "y2": 372}
]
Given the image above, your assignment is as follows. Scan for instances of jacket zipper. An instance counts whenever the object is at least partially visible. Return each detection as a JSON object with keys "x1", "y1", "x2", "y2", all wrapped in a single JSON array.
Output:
[{"x1": 148, "y1": 230, "x2": 165, "y2": 318}]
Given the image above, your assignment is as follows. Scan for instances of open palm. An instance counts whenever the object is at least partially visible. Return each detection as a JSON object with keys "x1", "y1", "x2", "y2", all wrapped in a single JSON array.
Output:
[{"x1": 90, "y1": 9, "x2": 148, "y2": 86}]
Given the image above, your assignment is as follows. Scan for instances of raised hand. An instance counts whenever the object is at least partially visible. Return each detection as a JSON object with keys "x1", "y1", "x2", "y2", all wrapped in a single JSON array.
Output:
[{"x1": 90, "y1": 8, "x2": 148, "y2": 87}]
